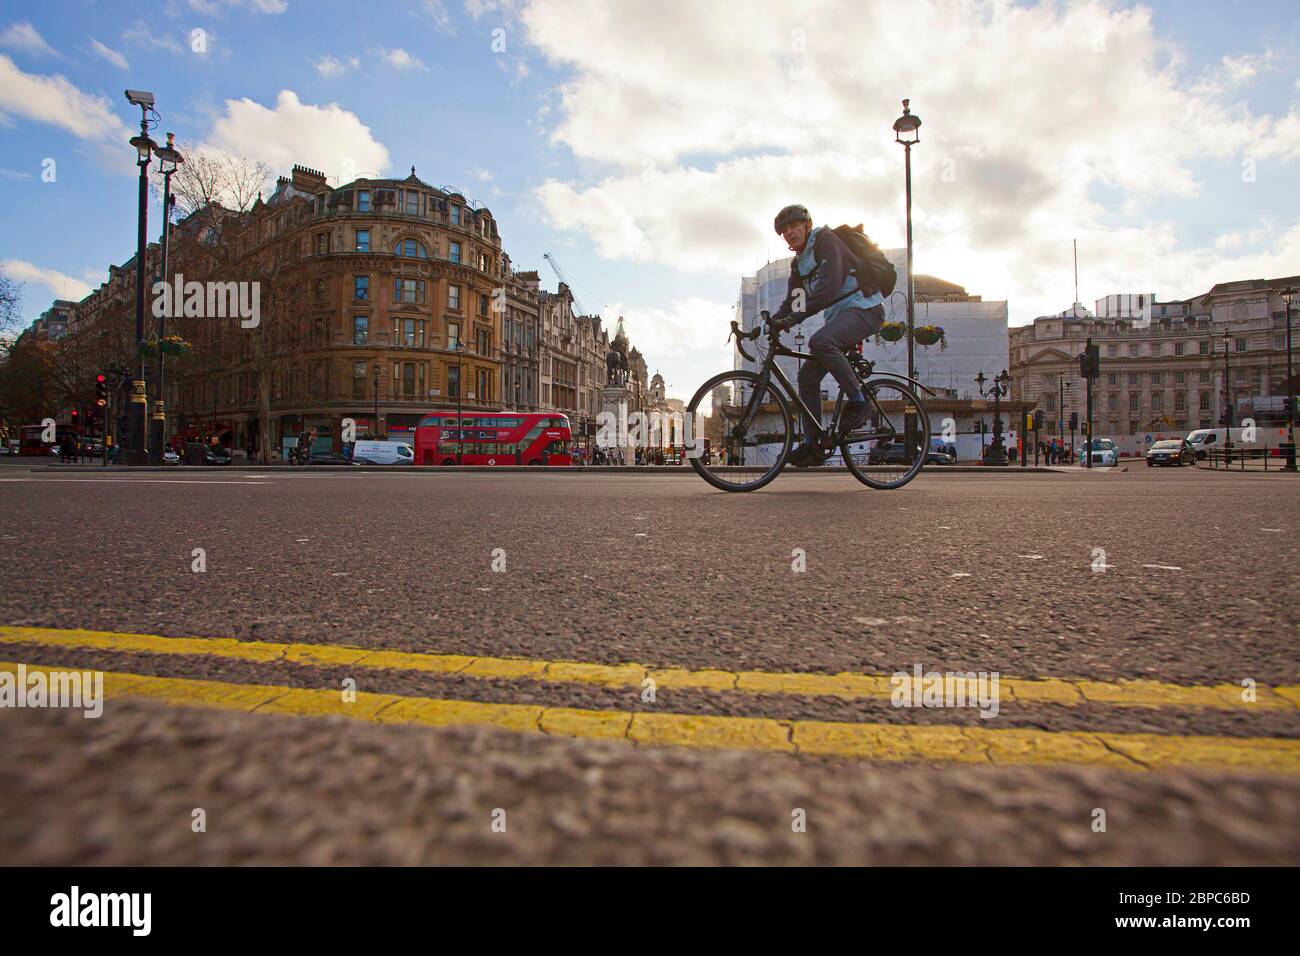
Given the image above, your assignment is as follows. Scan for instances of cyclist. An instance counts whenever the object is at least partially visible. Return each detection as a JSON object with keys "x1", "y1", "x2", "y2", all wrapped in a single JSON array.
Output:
[{"x1": 763, "y1": 204, "x2": 885, "y2": 466}]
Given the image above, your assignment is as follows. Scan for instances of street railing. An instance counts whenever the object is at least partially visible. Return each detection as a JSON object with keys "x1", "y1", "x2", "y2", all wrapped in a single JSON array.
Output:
[{"x1": 1202, "y1": 446, "x2": 1297, "y2": 471}]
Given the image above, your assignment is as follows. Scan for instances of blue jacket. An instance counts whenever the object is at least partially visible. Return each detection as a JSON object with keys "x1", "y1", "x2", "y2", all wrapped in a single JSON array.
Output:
[{"x1": 772, "y1": 225, "x2": 883, "y2": 325}]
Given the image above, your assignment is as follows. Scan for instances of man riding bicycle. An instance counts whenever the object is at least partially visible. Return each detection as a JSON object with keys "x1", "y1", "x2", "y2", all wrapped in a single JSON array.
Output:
[{"x1": 764, "y1": 204, "x2": 886, "y2": 466}]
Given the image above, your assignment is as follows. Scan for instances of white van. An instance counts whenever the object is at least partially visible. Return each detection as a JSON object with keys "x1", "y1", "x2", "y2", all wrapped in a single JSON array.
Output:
[
  {"x1": 1185, "y1": 428, "x2": 1255, "y2": 460},
  {"x1": 350, "y1": 440, "x2": 414, "y2": 466}
]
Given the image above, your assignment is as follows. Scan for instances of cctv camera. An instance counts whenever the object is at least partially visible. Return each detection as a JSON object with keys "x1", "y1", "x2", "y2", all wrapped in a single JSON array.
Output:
[{"x1": 124, "y1": 89, "x2": 156, "y2": 108}]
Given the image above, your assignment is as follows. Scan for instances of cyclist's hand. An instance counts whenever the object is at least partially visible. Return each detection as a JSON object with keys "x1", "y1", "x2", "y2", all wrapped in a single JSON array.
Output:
[{"x1": 768, "y1": 313, "x2": 796, "y2": 332}]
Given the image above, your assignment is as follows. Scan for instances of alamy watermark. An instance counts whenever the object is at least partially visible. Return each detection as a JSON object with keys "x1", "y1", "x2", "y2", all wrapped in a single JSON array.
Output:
[
  {"x1": 152, "y1": 273, "x2": 260, "y2": 328},
  {"x1": 594, "y1": 403, "x2": 703, "y2": 456},
  {"x1": 891, "y1": 663, "x2": 1000, "y2": 718},
  {"x1": 0, "y1": 665, "x2": 104, "y2": 718}
]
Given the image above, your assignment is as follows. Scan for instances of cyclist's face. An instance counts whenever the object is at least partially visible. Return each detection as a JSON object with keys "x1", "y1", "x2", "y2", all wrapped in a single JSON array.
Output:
[{"x1": 781, "y1": 220, "x2": 810, "y2": 253}]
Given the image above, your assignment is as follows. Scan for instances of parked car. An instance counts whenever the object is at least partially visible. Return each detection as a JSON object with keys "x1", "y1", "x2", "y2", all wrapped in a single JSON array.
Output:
[
  {"x1": 306, "y1": 451, "x2": 354, "y2": 466},
  {"x1": 1147, "y1": 438, "x2": 1195, "y2": 466},
  {"x1": 1085, "y1": 438, "x2": 1118, "y2": 467},
  {"x1": 184, "y1": 442, "x2": 232, "y2": 466},
  {"x1": 926, "y1": 437, "x2": 957, "y2": 465},
  {"x1": 162, "y1": 448, "x2": 181, "y2": 465},
  {"x1": 867, "y1": 442, "x2": 924, "y2": 465},
  {"x1": 348, "y1": 440, "x2": 414, "y2": 466}
]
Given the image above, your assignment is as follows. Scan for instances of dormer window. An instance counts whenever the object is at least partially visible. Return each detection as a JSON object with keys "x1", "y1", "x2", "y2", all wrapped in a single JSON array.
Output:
[{"x1": 450, "y1": 205, "x2": 461, "y2": 225}]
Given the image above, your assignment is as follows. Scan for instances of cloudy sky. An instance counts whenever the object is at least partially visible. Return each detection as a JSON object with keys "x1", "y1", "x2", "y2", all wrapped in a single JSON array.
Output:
[{"x1": 1, "y1": 0, "x2": 1297, "y2": 398}]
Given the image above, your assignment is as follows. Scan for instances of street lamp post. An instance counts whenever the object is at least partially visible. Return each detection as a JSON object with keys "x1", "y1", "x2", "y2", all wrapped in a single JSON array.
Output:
[
  {"x1": 1221, "y1": 329, "x2": 1233, "y2": 459},
  {"x1": 1283, "y1": 287, "x2": 1296, "y2": 471},
  {"x1": 455, "y1": 341, "x2": 466, "y2": 465},
  {"x1": 125, "y1": 90, "x2": 157, "y2": 465},
  {"x1": 976, "y1": 369, "x2": 1010, "y2": 466},
  {"x1": 372, "y1": 362, "x2": 380, "y2": 440},
  {"x1": 1057, "y1": 374, "x2": 1073, "y2": 440},
  {"x1": 893, "y1": 99, "x2": 921, "y2": 460},
  {"x1": 149, "y1": 133, "x2": 183, "y2": 465}
]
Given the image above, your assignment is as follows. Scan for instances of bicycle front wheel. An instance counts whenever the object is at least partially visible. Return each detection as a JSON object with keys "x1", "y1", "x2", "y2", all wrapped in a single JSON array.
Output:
[
  {"x1": 687, "y1": 370, "x2": 792, "y2": 491},
  {"x1": 841, "y1": 379, "x2": 930, "y2": 490}
]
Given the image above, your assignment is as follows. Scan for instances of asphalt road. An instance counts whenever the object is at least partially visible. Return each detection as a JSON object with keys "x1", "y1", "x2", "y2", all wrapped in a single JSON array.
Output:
[{"x1": 0, "y1": 465, "x2": 1296, "y2": 864}]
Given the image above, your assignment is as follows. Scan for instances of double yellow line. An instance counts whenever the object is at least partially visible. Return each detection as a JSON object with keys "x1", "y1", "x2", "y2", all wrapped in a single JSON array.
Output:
[{"x1": 2, "y1": 626, "x2": 1297, "y2": 773}]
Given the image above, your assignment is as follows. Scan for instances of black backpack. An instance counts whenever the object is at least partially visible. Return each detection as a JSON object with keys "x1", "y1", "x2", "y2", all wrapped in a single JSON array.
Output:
[{"x1": 831, "y1": 223, "x2": 897, "y2": 298}]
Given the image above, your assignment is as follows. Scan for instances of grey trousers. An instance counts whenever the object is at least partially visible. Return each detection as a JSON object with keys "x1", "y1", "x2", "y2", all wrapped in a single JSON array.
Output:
[{"x1": 796, "y1": 303, "x2": 885, "y2": 437}]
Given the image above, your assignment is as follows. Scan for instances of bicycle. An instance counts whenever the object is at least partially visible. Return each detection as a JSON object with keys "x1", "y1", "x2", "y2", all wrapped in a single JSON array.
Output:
[{"x1": 687, "y1": 317, "x2": 933, "y2": 492}]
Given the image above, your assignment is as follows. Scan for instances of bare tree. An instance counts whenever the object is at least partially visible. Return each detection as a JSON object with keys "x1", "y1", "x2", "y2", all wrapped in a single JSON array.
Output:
[{"x1": 0, "y1": 265, "x2": 21, "y2": 340}]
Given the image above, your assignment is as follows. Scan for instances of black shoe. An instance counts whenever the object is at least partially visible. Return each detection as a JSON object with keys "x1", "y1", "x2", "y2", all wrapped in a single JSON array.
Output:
[
  {"x1": 788, "y1": 441, "x2": 825, "y2": 468},
  {"x1": 840, "y1": 400, "x2": 871, "y2": 433}
]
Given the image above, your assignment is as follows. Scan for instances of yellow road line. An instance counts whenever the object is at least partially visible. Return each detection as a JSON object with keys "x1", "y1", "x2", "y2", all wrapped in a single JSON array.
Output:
[
  {"x1": 2, "y1": 660, "x2": 1296, "y2": 773},
  {"x1": 0, "y1": 625, "x2": 1293, "y2": 712}
]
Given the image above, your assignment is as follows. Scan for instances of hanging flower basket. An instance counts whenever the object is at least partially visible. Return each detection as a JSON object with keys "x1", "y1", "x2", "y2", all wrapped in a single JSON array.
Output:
[
  {"x1": 159, "y1": 335, "x2": 192, "y2": 356},
  {"x1": 877, "y1": 321, "x2": 907, "y2": 343},
  {"x1": 139, "y1": 335, "x2": 192, "y2": 357},
  {"x1": 914, "y1": 325, "x2": 947, "y2": 350}
]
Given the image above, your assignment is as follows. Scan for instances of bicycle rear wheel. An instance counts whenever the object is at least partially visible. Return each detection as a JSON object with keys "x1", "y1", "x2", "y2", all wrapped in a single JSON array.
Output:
[
  {"x1": 687, "y1": 370, "x2": 792, "y2": 491},
  {"x1": 841, "y1": 379, "x2": 929, "y2": 489}
]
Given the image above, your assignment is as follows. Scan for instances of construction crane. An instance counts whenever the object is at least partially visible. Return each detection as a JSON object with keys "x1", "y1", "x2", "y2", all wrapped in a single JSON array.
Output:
[{"x1": 543, "y1": 253, "x2": 590, "y2": 317}]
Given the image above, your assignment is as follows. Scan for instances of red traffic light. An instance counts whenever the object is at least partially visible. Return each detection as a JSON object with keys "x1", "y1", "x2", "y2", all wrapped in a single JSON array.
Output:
[{"x1": 96, "y1": 374, "x2": 107, "y2": 383}]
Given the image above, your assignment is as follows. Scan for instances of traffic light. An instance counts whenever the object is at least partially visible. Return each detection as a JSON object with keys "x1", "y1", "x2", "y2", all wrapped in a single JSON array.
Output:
[
  {"x1": 95, "y1": 373, "x2": 108, "y2": 411},
  {"x1": 1081, "y1": 422, "x2": 1089, "y2": 437},
  {"x1": 1069, "y1": 412, "x2": 1079, "y2": 431},
  {"x1": 1026, "y1": 413, "x2": 1034, "y2": 430},
  {"x1": 1078, "y1": 343, "x2": 1100, "y2": 379}
]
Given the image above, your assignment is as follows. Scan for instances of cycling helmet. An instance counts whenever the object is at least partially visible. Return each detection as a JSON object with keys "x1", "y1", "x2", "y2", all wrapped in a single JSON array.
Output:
[{"x1": 773, "y1": 204, "x2": 811, "y2": 234}]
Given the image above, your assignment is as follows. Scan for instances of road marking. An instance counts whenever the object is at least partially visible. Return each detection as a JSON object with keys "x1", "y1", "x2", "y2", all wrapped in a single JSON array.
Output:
[
  {"x1": 1, "y1": 625, "x2": 1294, "y2": 712},
  {"x1": 1142, "y1": 564, "x2": 1183, "y2": 571},
  {"x1": 7, "y1": 478, "x2": 269, "y2": 485},
  {"x1": 1, "y1": 660, "x2": 1294, "y2": 772}
]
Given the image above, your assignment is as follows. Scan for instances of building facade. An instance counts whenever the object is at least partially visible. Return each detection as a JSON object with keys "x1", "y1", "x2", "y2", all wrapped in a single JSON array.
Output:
[{"x1": 1009, "y1": 274, "x2": 1299, "y2": 454}]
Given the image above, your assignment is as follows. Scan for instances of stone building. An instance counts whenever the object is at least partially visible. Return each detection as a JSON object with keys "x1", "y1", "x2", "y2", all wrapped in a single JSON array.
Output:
[
  {"x1": 55, "y1": 160, "x2": 675, "y2": 462},
  {"x1": 63, "y1": 163, "x2": 544, "y2": 459},
  {"x1": 1009, "y1": 274, "x2": 1299, "y2": 454}
]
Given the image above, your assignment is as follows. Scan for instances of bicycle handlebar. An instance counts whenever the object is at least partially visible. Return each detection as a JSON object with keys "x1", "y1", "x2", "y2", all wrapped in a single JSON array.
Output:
[{"x1": 728, "y1": 319, "x2": 763, "y2": 363}]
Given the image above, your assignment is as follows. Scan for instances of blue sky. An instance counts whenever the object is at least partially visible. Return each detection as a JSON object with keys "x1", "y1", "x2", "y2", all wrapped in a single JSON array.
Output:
[{"x1": 2, "y1": 0, "x2": 1298, "y2": 399}]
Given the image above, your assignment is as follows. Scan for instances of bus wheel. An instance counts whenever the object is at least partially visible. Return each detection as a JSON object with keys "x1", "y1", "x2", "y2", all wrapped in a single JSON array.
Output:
[
  {"x1": 442, "y1": 458, "x2": 456, "y2": 466},
  {"x1": 528, "y1": 459, "x2": 542, "y2": 466}
]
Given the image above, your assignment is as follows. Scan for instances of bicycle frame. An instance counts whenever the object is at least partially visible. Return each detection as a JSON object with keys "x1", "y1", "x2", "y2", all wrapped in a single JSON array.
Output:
[{"x1": 733, "y1": 327, "x2": 934, "y2": 446}]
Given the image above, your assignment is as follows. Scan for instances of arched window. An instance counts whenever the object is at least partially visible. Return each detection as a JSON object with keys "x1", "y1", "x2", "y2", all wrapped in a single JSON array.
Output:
[{"x1": 393, "y1": 238, "x2": 428, "y2": 258}]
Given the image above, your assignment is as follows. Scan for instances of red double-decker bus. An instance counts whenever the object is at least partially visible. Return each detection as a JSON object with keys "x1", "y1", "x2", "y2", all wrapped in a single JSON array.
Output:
[{"x1": 413, "y1": 412, "x2": 573, "y2": 466}]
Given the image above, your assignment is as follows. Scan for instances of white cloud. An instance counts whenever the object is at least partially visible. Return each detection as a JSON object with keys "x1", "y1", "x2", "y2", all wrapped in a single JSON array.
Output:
[
  {"x1": 1, "y1": 259, "x2": 94, "y2": 302},
  {"x1": 465, "y1": 0, "x2": 522, "y2": 18},
  {"x1": 0, "y1": 22, "x2": 58, "y2": 57},
  {"x1": 314, "y1": 54, "x2": 359, "y2": 77},
  {"x1": 523, "y1": 0, "x2": 1300, "y2": 324},
  {"x1": 185, "y1": 0, "x2": 288, "y2": 13},
  {"x1": 417, "y1": 1, "x2": 456, "y2": 33},
  {"x1": 89, "y1": 39, "x2": 129, "y2": 70},
  {"x1": 206, "y1": 89, "x2": 390, "y2": 182},
  {"x1": 472, "y1": 168, "x2": 493, "y2": 181},
  {"x1": 0, "y1": 55, "x2": 131, "y2": 141},
  {"x1": 378, "y1": 47, "x2": 427, "y2": 71},
  {"x1": 608, "y1": 296, "x2": 736, "y2": 372},
  {"x1": 123, "y1": 21, "x2": 184, "y2": 54}
]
